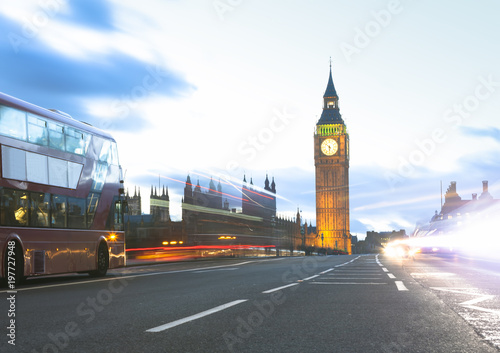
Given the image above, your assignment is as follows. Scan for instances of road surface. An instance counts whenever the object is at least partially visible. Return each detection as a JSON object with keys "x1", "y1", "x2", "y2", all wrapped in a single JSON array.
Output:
[{"x1": 2, "y1": 253, "x2": 499, "y2": 352}]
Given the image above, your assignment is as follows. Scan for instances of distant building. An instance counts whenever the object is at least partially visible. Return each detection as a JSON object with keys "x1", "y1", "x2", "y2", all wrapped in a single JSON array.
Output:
[
  {"x1": 125, "y1": 186, "x2": 182, "y2": 249},
  {"x1": 414, "y1": 180, "x2": 499, "y2": 236},
  {"x1": 125, "y1": 187, "x2": 142, "y2": 216},
  {"x1": 150, "y1": 185, "x2": 170, "y2": 223},
  {"x1": 241, "y1": 174, "x2": 276, "y2": 221},
  {"x1": 363, "y1": 230, "x2": 407, "y2": 253},
  {"x1": 125, "y1": 174, "x2": 314, "y2": 253},
  {"x1": 440, "y1": 180, "x2": 494, "y2": 216}
]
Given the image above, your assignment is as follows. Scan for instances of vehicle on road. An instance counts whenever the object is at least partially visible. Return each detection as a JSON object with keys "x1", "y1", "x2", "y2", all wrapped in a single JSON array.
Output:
[{"x1": 0, "y1": 92, "x2": 126, "y2": 285}]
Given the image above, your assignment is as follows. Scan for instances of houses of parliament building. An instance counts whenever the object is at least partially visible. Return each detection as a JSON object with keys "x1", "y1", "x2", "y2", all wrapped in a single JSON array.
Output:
[{"x1": 124, "y1": 174, "x2": 316, "y2": 253}]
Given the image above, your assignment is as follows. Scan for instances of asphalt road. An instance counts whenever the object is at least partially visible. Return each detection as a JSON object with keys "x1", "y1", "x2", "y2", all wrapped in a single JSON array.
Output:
[{"x1": 2, "y1": 253, "x2": 499, "y2": 352}]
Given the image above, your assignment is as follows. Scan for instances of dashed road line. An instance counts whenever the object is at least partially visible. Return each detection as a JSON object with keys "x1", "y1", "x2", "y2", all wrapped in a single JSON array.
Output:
[
  {"x1": 320, "y1": 268, "x2": 335, "y2": 274},
  {"x1": 193, "y1": 268, "x2": 239, "y2": 273},
  {"x1": 395, "y1": 281, "x2": 408, "y2": 291},
  {"x1": 302, "y1": 275, "x2": 319, "y2": 281},
  {"x1": 311, "y1": 282, "x2": 386, "y2": 285},
  {"x1": 262, "y1": 283, "x2": 299, "y2": 294},
  {"x1": 146, "y1": 299, "x2": 248, "y2": 333}
]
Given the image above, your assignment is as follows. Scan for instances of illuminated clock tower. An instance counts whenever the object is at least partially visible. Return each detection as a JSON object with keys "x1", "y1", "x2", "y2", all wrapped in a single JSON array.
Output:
[{"x1": 314, "y1": 64, "x2": 351, "y2": 254}]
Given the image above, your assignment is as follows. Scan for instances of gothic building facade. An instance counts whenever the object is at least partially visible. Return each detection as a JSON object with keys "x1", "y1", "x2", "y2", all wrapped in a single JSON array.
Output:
[
  {"x1": 150, "y1": 185, "x2": 170, "y2": 223},
  {"x1": 125, "y1": 187, "x2": 142, "y2": 216},
  {"x1": 125, "y1": 174, "x2": 310, "y2": 252},
  {"x1": 241, "y1": 174, "x2": 276, "y2": 221},
  {"x1": 183, "y1": 175, "x2": 226, "y2": 211}
]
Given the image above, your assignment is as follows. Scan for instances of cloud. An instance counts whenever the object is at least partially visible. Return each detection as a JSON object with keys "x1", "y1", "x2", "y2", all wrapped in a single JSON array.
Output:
[
  {"x1": 0, "y1": 5, "x2": 193, "y2": 132},
  {"x1": 461, "y1": 126, "x2": 500, "y2": 142},
  {"x1": 59, "y1": 0, "x2": 116, "y2": 31}
]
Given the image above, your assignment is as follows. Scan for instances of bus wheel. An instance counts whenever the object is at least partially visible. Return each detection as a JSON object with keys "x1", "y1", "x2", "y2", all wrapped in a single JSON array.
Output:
[
  {"x1": 3, "y1": 241, "x2": 24, "y2": 287},
  {"x1": 90, "y1": 242, "x2": 109, "y2": 277}
]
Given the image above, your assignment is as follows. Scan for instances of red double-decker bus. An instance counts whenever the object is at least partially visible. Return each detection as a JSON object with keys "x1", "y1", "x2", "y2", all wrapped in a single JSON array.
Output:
[{"x1": 0, "y1": 92, "x2": 126, "y2": 284}]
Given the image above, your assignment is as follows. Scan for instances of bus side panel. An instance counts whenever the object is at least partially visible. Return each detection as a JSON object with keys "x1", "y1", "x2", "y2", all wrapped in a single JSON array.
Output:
[{"x1": 1, "y1": 228, "x2": 125, "y2": 277}]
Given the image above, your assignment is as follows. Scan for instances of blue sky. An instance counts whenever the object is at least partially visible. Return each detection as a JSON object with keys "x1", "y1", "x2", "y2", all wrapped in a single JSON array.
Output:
[{"x1": 1, "y1": 0, "x2": 500, "y2": 239}]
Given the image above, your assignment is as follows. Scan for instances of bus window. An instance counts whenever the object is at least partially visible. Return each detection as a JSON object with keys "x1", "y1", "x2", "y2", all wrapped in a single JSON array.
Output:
[
  {"x1": 0, "y1": 189, "x2": 29, "y2": 226},
  {"x1": 106, "y1": 197, "x2": 124, "y2": 231},
  {"x1": 0, "y1": 105, "x2": 27, "y2": 141},
  {"x1": 114, "y1": 200, "x2": 123, "y2": 230},
  {"x1": 1, "y1": 145, "x2": 26, "y2": 181},
  {"x1": 48, "y1": 157, "x2": 69, "y2": 188},
  {"x1": 68, "y1": 162, "x2": 83, "y2": 189},
  {"x1": 48, "y1": 121, "x2": 65, "y2": 151},
  {"x1": 110, "y1": 142, "x2": 119, "y2": 165},
  {"x1": 27, "y1": 152, "x2": 49, "y2": 185},
  {"x1": 82, "y1": 132, "x2": 91, "y2": 155},
  {"x1": 91, "y1": 162, "x2": 108, "y2": 192},
  {"x1": 65, "y1": 127, "x2": 90, "y2": 155},
  {"x1": 99, "y1": 139, "x2": 111, "y2": 164},
  {"x1": 68, "y1": 197, "x2": 86, "y2": 229},
  {"x1": 51, "y1": 195, "x2": 67, "y2": 228},
  {"x1": 65, "y1": 127, "x2": 80, "y2": 154},
  {"x1": 30, "y1": 192, "x2": 50, "y2": 227},
  {"x1": 28, "y1": 114, "x2": 49, "y2": 146}
]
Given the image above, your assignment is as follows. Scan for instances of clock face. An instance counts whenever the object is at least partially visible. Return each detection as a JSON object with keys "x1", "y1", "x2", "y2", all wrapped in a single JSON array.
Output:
[{"x1": 321, "y1": 138, "x2": 338, "y2": 156}]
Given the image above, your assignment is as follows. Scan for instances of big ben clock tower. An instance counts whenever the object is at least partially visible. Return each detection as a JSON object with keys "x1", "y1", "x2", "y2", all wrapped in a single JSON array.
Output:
[{"x1": 314, "y1": 64, "x2": 351, "y2": 254}]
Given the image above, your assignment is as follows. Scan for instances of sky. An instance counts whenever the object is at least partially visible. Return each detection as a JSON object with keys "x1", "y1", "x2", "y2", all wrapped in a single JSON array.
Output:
[{"x1": 1, "y1": 0, "x2": 500, "y2": 239}]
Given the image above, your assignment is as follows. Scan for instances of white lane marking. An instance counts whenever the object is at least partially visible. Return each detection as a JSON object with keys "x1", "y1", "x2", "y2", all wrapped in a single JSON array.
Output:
[
  {"x1": 329, "y1": 271, "x2": 382, "y2": 274},
  {"x1": 258, "y1": 258, "x2": 287, "y2": 262},
  {"x1": 460, "y1": 295, "x2": 495, "y2": 306},
  {"x1": 387, "y1": 273, "x2": 396, "y2": 279},
  {"x1": 431, "y1": 287, "x2": 499, "y2": 314},
  {"x1": 327, "y1": 272, "x2": 383, "y2": 278},
  {"x1": 3, "y1": 261, "x2": 254, "y2": 293},
  {"x1": 395, "y1": 281, "x2": 408, "y2": 291},
  {"x1": 411, "y1": 272, "x2": 456, "y2": 278},
  {"x1": 262, "y1": 283, "x2": 299, "y2": 294},
  {"x1": 334, "y1": 256, "x2": 362, "y2": 268},
  {"x1": 146, "y1": 299, "x2": 248, "y2": 333},
  {"x1": 322, "y1": 278, "x2": 385, "y2": 280},
  {"x1": 311, "y1": 282, "x2": 386, "y2": 285},
  {"x1": 430, "y1": 287, "x2": 500, "y2": 348},
  {"x1": 382, "y1": 268, "x2": 389, "y2": 272},
  {"x1": 462, "y1": 305, "x2": 500, "y2": 315},
  {"x1": 193, "y1": 268, "x2": 239, "y2": 273},
  {"x1": 430, "y1": 287, "x2": 477, "y2": 295},
  {"x1": 320, "y1": 268, "x2": 335, "y2": 274},
  {"x1": 5, "y1": 276, "x2": 124, "y2": 293},
  {"x1": 302, "y1": 275, "x2": 319, "y2": 281}
]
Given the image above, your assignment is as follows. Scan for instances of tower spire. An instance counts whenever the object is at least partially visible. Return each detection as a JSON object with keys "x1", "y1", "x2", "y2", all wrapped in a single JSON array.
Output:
[
  {"x1": 317, "y1": 62, "x2": 343, "y2": 125},
  {"x1": 324, "y1": 60, "x2": 337, "y2": 98}
]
